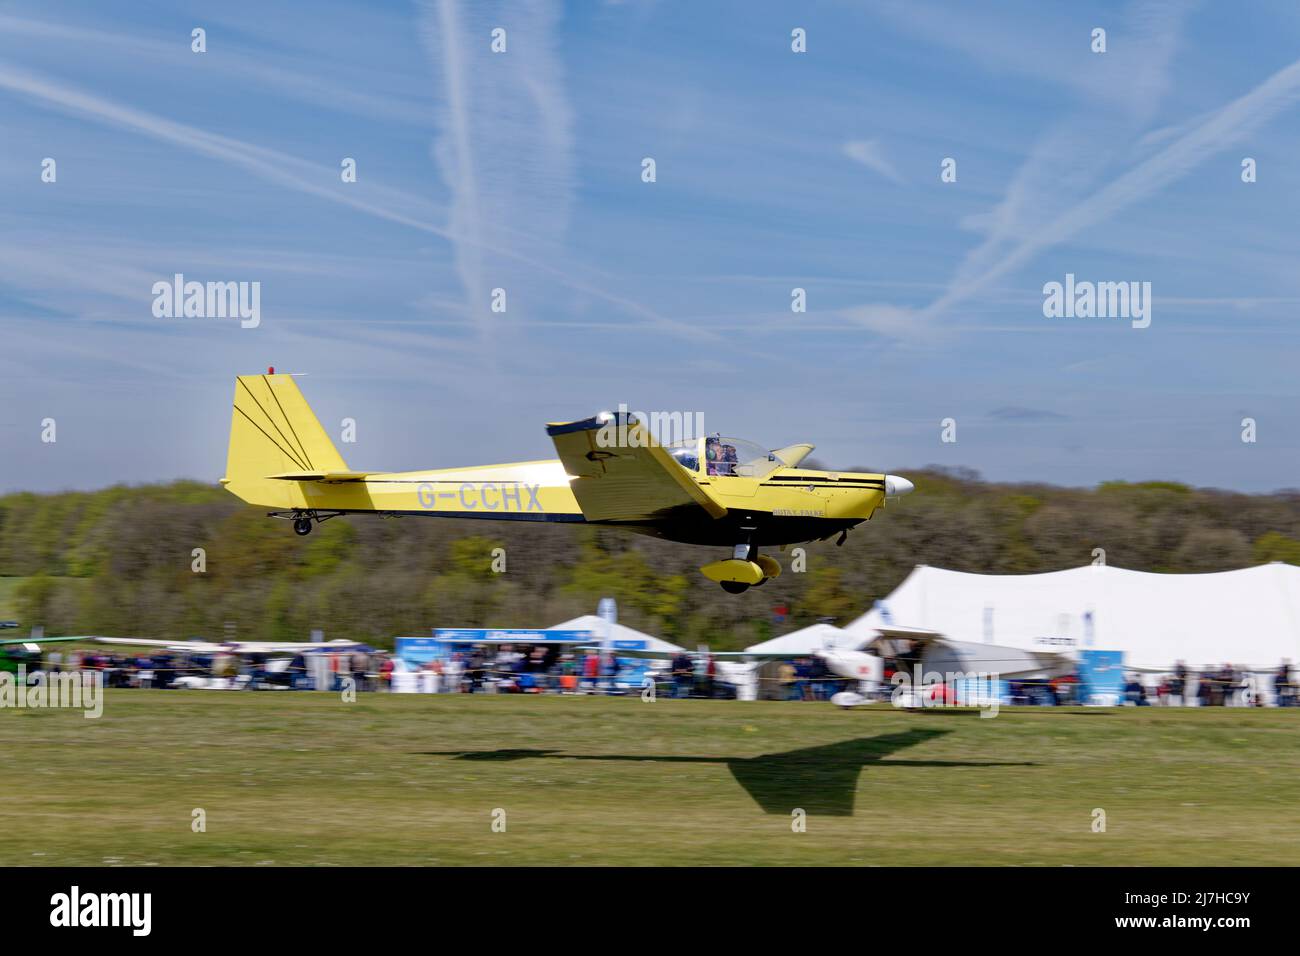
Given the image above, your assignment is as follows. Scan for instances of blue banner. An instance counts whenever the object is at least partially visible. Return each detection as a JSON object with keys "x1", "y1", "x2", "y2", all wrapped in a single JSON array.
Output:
[
  {"x1": 432, "y1": 628, "x2": 592, "y2": 644},
  {"x1": 395, "y1": 629, "x2": 595, "y2": 666},
  {"x1": 1078, "y1": 649, "x2": 1125, "y2": 705}
]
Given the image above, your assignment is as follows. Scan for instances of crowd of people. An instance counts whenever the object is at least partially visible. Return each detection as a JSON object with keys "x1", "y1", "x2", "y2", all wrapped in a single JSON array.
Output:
[
  {"x1": 1, "y1": 643, "x2": 1296, "y2": 705},
  {"x1": 1122, "y1": 660, "x2": 1298, "y2": 707},
  {"x1": 415, "y1": 645, "x2": 739, "y2": 697},
  {"x1": 770, "y1": 657, "x2": 853, "y2": 701},
  {"x1": 1000, "y1": 660, "x2": 1298, "y2": 707},
  {"x1": 0, "y1": 647, "x2": 198, "y2": 688},
  {"x1": 405, "y1": 644, "x2": 613, "y2": 694},
  {"x1": 0, "y1": 643, "x2": 740, "y2": 697}
]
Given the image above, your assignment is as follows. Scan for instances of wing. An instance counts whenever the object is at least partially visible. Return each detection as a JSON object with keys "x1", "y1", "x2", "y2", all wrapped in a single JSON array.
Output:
[
  {"x1": 577, "y1": 645, "x2": 679, "y2": 660},
  {"x1": 0, "y1": 635, "x2": 86, "y2": 647},
  {"x1": 2, "y1": 636, "x2": 223, "y2": 651},
  {"x1": 92, "y1": 637, "x2": 370, "y2": 653},
  {"x1": 575, "y1": 646, "x2": 789, "y2": 663},
  {"x1": 546, "y1": 413, "x2": 726, "y2": 522},
  {"x1": 228, "y1": 641, "x2": 369, "y2": 653},
  {"x1": 94, "y1": 636, "x2": 224, "y2": 651}
]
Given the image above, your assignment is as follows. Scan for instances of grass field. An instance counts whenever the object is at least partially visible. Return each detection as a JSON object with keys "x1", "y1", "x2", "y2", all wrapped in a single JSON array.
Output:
[{"x1": 2, "y1": 691, "x2": 1298, "y2": 866}]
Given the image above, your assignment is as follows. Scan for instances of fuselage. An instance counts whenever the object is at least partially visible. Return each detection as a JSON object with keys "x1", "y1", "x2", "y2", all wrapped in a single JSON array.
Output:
[
  {"x1": 231, "y1": 457, "x2": 891, "y2": 548},
  {"x1": 220, "y1": 373, "x2": 913, "y2": 554}
]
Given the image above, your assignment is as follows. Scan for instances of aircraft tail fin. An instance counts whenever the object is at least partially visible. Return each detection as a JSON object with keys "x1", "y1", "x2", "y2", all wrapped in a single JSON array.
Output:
[{"x1": 222, "y1": 372, "x2": 348, "y2": 507}]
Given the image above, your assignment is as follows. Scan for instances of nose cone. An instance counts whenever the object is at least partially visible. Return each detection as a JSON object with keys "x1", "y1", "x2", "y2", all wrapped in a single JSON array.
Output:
[{"x1": 885, "y1": 475, "x2": 914, "y2": 497}]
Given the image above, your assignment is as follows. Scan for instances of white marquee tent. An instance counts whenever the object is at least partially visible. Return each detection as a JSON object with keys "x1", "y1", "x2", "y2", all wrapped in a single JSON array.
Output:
[
  {"x1": 744, "y1": 622, "x2": 861, "y2": 656},
  {"x1": 549, "y1": 615, "x2": 685, "y2": 654},
  {"x1": 845, "y1": 563, "x2": 1300, "y2": 673}
]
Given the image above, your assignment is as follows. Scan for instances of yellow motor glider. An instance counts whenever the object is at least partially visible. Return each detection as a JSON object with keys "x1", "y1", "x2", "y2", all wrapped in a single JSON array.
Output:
[{"x1": 221, "y1": 371, "x2": 914, "y2": 593}]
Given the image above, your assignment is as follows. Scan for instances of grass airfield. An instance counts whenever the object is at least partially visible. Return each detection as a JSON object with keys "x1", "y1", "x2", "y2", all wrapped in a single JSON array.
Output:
[{"x1": 3, "y1": 691, "x2": 1297, "y2": 866}]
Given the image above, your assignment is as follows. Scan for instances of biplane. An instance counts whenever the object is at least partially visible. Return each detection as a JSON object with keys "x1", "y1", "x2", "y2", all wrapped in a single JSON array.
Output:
[{"x1": 222, "y1": 371, "x2": 914, "y2": 592}]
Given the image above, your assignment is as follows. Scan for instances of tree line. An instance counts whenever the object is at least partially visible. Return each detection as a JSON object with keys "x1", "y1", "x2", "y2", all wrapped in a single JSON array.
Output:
[{"x1": 2, "y1": 469, "x2": 1299, "y2": 650}]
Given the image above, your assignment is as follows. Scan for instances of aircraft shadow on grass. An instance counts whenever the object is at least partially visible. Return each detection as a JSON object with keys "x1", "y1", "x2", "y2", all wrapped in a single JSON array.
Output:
[{"x1": 417, "y1": 728, "x2": 1035, "y2": 816}]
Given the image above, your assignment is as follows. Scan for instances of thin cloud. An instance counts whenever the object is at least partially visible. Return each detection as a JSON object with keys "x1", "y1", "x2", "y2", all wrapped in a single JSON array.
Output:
[
  {"x1": 0, "y1": 14, "x2": 434, "y2": 126},
  {"x1": 0, "y1": 60, "x2": 714, "y2": 344},
  {"x1": 841, "y1": 41, "x2": 1300, "y2": 341},
  {"x1": 842, "y1": 139, "x2": 904, "y2": 183},
  {"x1": 418, "y1": 0, "x2": 575, "y2": 326},
  {"x1": 988, "y1": 406, "x2": 1068, "y2": 422},
  {"x1": 921, "y1": 56, "x2": 1300, "y2": 324}
]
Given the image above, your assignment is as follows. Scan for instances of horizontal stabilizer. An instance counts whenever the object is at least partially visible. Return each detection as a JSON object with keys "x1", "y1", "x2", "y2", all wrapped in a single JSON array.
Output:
[{"x1": 263, "y1": 470, "x2": 372, "y2": 483}]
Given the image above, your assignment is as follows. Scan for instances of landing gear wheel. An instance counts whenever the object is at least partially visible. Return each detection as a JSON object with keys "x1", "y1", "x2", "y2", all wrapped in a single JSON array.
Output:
[
  {"x1": 293, "y1": 517, "x2": 313, "y2": 536},
  {"x1": 751, "y1": 577, "x2": 767, "y2": 586},
  {"x1": 720, "y1": 581, "x2": 750, "y2": 594},
  {"x1": 754, "y1": 554, "x2": 781, "y2": 581}
]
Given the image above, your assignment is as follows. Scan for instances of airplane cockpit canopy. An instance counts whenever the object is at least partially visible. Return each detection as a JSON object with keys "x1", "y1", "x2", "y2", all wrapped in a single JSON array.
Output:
[
  {"x1": 666, "y1": 437, "x2": 787, "y2": 479},
  {"x1": 667, "y1": 440, "x2": 700, "y2": 473}
]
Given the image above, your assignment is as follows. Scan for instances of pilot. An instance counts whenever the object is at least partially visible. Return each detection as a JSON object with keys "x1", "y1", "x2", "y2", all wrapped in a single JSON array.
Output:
[
  {"x1": 721, "y1": 443, "x2": 738, "y2": 475},
  {"x1": 707, "y1": 438, "x2": 737, "y2": 477},
  {"x1": 705, "y1": 436, "x2": 721, "y2": 476}
]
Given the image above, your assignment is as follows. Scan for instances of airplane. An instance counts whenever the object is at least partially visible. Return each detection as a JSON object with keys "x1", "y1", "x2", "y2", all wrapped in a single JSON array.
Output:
[
  {"x1": 222, "y1": 370, "x2": 915, "y2": 592},
  {"x1": 0, "y1": 635, "x2": 377, "y2": 690},
  {"x1": 0, "y1": 635, "x2": 372, "y2": 654}
]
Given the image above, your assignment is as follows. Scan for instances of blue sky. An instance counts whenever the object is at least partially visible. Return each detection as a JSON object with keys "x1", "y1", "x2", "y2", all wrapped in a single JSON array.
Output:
[{"x1": 2, "y1": 0, "x2": 1300, "y2": 493}]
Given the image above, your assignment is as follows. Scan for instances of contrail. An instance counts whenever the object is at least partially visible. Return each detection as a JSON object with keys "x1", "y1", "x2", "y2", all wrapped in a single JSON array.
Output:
[
  {"x1": 0, "y1": 61, "x2": 715, "y2": 342},
  {"x1": 919, "y1": 57, "x2": 1300, "y2": 324}
]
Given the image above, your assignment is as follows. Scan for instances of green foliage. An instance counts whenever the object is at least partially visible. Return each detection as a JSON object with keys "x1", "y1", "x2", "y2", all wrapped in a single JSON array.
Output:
[
  {"x1": 799, "y1": 566, "x2": 854, "y2": 623},
  {"x1": 299, "y1": 521, "x2": 357, "y2": 579},
  {"x1": 1098, "y1": 480, "x2": 1192, "y2": 495},
  {"x1": 560, "y1": 538, "x2": 687, "y2": 628},
  {"x1": 15, "y1": 573, "x2": 57, "y2": 627},
  {"x1": 1253, "y1": 531, "x2": 1300, "y2": 565}
]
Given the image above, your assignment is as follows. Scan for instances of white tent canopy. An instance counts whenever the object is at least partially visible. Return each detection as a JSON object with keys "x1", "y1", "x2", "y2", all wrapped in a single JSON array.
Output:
[
  {"x1": 745, "y1": 622, "x2": 863, "y2": 657},
  {"x1": 549, "y1": 615, "x2": 685, "y2": 654},
  {"x1": 845, "y1": 563, "x2": 1300, "y2": 672}
]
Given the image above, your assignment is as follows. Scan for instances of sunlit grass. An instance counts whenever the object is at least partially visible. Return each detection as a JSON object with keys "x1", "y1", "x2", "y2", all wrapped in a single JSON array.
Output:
[{"x1": 2, "y1": 691, "x2": 1296, "y2": 865}]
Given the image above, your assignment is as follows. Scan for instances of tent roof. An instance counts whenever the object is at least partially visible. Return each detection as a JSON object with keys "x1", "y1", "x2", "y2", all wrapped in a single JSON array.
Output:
[
  {"x1": 745, "y1": 622, "x2": 864, "y2": 656},
  {"x1": 549, "y1": 615, "x2": 685, "y2": 654},
  {"x1": 845, "y1": 563, "x2": 1300, "y2": 671}
]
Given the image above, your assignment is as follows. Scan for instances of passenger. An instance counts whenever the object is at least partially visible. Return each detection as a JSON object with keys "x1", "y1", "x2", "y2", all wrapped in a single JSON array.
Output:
[{"x1": 721, "y1": 443, "x2": 738, "y2": 476}]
